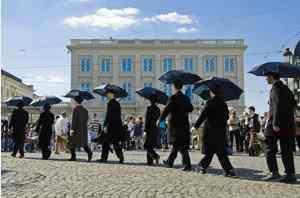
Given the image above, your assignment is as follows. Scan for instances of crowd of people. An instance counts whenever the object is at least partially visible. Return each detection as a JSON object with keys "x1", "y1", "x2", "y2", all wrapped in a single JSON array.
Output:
[{"x1": 2, "y1": 72, "x2": 300, "y2": 183}]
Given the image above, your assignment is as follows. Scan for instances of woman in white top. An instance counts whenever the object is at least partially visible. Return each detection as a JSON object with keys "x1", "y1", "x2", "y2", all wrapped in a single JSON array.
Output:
[{"x1": 54, "y1": 112, "x2": 68, "y2": 154}]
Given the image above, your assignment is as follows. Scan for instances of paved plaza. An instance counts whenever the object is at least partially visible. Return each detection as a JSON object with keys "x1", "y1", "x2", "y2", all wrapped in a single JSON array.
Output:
[{"x1": 1, "y1": 151, "x2": 300, "y2": 198}]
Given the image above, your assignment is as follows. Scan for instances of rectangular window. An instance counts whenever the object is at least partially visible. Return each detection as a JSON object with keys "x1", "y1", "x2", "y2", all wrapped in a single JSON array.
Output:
[
  {"x1": 162, "y1": 57, "x2": 173, "y2": 72},
  {"x1": 142, "y1": 56, "x2": 154, "y2": 72},
  {"x1": 80, "y1": 56, "x2": 92, "y2": 72},
  {"x1": 204, "y1": 56, "x2": 217, "y2": 73},
  {"x1": 183, "y1": 57, "x2": 194, "y2": 71},
  {"x1": 163, "y1": 83, "x2": 172, "y2": 96},
  {"x1": 123, "y1": 82, "x2": 133, "y2": 101},
  {"x1": 224, "y1": 56, "x2": 236, "y2": 73},
  {"x1": 121, "y1": 56, "x2": 133, "y2": 72},
  {"x1": 80, "y1": 82, "x2": 90, "y2": 91},
  {"x1": 99, "y1": 57, "x2": 112, "y2": 72}
]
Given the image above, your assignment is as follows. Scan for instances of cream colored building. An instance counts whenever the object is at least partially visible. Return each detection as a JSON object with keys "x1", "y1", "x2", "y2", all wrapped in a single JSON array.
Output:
[{"x1": 67, "y1": 39, "x2": 247, "y2": 119}]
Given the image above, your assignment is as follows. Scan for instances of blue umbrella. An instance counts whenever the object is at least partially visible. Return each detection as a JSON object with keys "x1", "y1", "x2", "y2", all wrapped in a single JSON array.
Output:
[
  {"x1": 248, "y1": 62, "x2": 300, "y2": 78},
  {"x1": 5, "y1": 96, "x2": 32, "y2": 106},
  {"x1": 64, "y1": 90, "x2": 95, "y2": 100},
  {"x1": 93, "y1": 84, "x2": 128, "y2": 98},
  {"x1": 159, "y1": 70, "x2": 202, "y2": 85},
  {"x1": 193, "y1": 77, "x2": 243, "y2": 101},
  {"x1": 136, "y1": 87, "x2": 168, "y2": 105},
  {"x1": 30, "y1": 96, "x2": 62, "y2": 107}
]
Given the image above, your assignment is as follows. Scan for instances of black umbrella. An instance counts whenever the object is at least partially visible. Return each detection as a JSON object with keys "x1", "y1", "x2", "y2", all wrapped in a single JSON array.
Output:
[
  {"x1": 136, "y1": 87, "x2": 168, "y2": 105},
  {"x1": 64, "y1": 90, "x2": 95, "y2": 100},
  {"x1": 248, "y1": 62, "x2": 300, "y2": 78},
  {"x1": 159, "y1": 70, "x2": 201, "y2": 85},
  {"x1": 93, "y1": 84, "x2": 128, "y2": 98},
  {"x1": 5, "y1": 96, "x2": 32, "y2": 106},
  {"x1": 193, "y1": 77, "x2": 243, "y2": 101},
  {"x1": 30, "y1": 96, "x2": 62, "y2": 107}
]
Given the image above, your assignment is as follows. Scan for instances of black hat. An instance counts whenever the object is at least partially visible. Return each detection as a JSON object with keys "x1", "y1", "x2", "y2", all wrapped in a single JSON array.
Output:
[{"x1": 74, "y1": 96, "x2": 83, "y2": 104}]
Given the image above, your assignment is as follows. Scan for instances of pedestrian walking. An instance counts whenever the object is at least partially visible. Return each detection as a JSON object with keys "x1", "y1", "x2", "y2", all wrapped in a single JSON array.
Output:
[
  {"x1": 35, "y1": 103, "x2": 55, "y2": 160},
  {"x1": 54, "y1": 112, "x2": 68, "y2": 154},
  {"x1": 9, "y1": 101, "x2": 29, "y2": 158},
  {"x1": 144, "y1": 95, "x2": 161, "y2": 165},
  {"x1": 263, "y1": 72, "x2": 297, "y2": 183},
  {"x1": 68, "y1": 96, "x2": 93, "y2": 162},
  {"x1": 247, "y1": 106, "x2": 261, "y2": 156},
  {"x1": 134, "y1": 117, "x2": 144, "y2": 150},
  {"x1": 228, "y1": 110, "x2": 241, "y2": 152},
  {"x1": 160, "y1": 79, "x2": 193, "y2": 171},
  {"x1": 97, "y1": 90, "x2": 124, "y2": 163},
  {"x1": 193, "y1": 85, "x2": 236, "y2": 177}
]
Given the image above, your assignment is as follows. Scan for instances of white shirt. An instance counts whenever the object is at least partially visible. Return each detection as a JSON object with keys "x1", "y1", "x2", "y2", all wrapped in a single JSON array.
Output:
[{"x1": 55, "y1": 116, "x2": 68, "y2": 136}]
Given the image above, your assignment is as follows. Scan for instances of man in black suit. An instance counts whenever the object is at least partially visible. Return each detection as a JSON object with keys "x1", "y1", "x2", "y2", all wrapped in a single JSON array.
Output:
[
  {"x1": 160, "y1": 79, "x2": 194, "y2": 171},
  {"x1": 98, "y1": 90, "x2": 124, "y2": 163},
  {"x1": 263, "y1": 72, "x2": 297, "y2": 183},
  {"x1": 9, "y1": 101, "x2": 29, "y2": 158}
]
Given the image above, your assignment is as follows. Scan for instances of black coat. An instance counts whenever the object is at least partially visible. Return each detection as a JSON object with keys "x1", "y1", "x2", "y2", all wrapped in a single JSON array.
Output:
[
  {"x1": 36, "y1": 110, "x2": 55, "y2": 149},
  {"x1": 104, "y1": 98, "x2": 124, "y2": 142},
  {"x1": 160, "y1": 91, "x2": 193, "y2": 148},
  {"x1": 266, "y1": 80, "x2": 296, "y2": 137},
  {"x1": 9, "y1": 108, "x2": 29, "y2": 141},
  {"x1": 194, "y1": 96, "x2": 229, "y2": 154},
  {"x1": 144, "y1": 104, "x2": 160, "y2": 148}
]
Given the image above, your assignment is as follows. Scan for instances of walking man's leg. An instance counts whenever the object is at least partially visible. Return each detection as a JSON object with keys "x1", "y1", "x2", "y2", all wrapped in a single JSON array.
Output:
[
  {"x1": 263, "y1": 136, "x2": 280, "y2": 180},
  {"x1": 216, "y1": 151, "x2": 235, "y2": 176},
  {"x1": 279, "y1": 136, "x2": 296, "y2": 183},
  {"x1": 164, "y1": 145, "x2": 178, "y2": 167},
  {"x1": 113, "y1": 142, "x2": 124, "y2": 163},
  {"x1": 179, "y1": 147, "x2": 192, "y2": 171}
]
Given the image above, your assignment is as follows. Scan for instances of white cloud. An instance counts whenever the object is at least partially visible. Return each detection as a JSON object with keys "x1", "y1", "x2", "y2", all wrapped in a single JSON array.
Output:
[
  {"x1": 64, "y1": 7, "x2": 140, "y2": 30},
  {"x1": 144, "y1": 12, "x2": 195, "y2": 24},
  {"x1": 177, "y1": 27, "x2": 197, "y2": 33}
]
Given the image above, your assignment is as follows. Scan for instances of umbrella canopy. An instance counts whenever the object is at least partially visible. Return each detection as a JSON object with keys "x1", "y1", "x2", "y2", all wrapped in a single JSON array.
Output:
[
  {"x1": 193, "y1": 77, "x2": 243, "y2": 101},
  {"x1": 5, "y1": 96, "x2": 32, "y2": 107},
  {"x1": 30, "y1": 96, "x2": 62, "y2": 107},
  {"x1": 159, "y1": 70, "x2": 201, "y2": 85},
  {"x1": 136, "y1": 87, "x2": 168, "y2": 105},
  {"x1": 93, "y1": 84, "x2": 128, "y2": 98},
  {"x1": 248, "y1": 62, "x2": 300, "y2": 78},
  {"x1": 64, "y1": 90, "x2": 95, "y2": 100}
]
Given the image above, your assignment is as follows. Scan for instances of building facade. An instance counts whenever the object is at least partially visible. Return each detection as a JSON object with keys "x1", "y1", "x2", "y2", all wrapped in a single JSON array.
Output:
[
  {"x1": 285, "y1": 41, "x2": 300, "y2": 108},
  {"x1": 67, "y1": 39, "x2": 247, "y2": 119}
]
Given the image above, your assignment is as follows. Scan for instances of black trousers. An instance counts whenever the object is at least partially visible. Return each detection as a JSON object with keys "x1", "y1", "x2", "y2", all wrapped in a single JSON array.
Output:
[
  {"x1": 200, "y1": 151, "x2": 234, "y2": 172},
  {"x1": 41, "y1": 146, "x2": 51, "y2": 159},
  {"x1": 146, "y1": 146, "x2": 159, "y2": 165},
  {"x1": 101, "y1": 141, "x2": 123, "y2": 160},
  {"x1": 265, "y1": 135, "x2": 295, "y2": 175},
  {"x1": 70, "y1": 146, "x2": 92, "y2": 159},
  {"x1": 167, "y1": 145, "x2": 191, "y2": 168},
  {"x1": 229, "y1": 129, "x2": 241, "y2": 151},
  {"x1": 12, "y1": 137, "x2": 24, "y2": 156}
]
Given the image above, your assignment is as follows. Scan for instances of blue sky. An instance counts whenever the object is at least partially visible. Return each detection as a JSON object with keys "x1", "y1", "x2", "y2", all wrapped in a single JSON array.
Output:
[{"x1": 2, "y1": 0, "x2": 300, "y2": 114}]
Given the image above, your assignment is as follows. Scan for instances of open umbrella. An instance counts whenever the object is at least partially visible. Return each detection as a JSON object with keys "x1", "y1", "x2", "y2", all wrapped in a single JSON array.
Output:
[
  {"x1": 30, "y1": 96, "x2": 62, "y2": 107},
  {"x1": 193, "y1": 77, "x2": 243, "y2": 101},
  {"x1": 136, "y1": 87, "x2": 168, "y2": 105},
  {"x1": 93, "y1": 84, "x2": 128, "y2": 98},
  {"x1": 5, "y1": 96, "x2": 32, "y2": 106},
  {"x1": 64, "y1": 90, "x2": 95, "y2": 100},
  {"x1": 248, "y1": 62, "x2": 300, "y2": 78},
  {"x1": 159, "y1": 70, "x2": 201, "y2": 85}
]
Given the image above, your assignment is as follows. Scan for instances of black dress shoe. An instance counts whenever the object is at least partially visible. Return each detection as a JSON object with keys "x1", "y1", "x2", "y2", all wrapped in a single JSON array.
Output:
[
  {"x1": 69, "y1": 158, "x2": 76, "y2": 161},
  {"x1": 163, "y1": 160, "x2": 173, "y2": 168},
  {"x1": 279, "y1": 174, "x2": 297, "y2": 183},
  {"x1": 97, "y1": 159, "x2": 107, "y2": 163},
  {"x1": 198, "y1": 164, "x2": 207, "y2": 174},
  {"x1": 11, "y1": 154, "x2": 16, "y2": 158},
  {"x1": 182, "y1": 166, "x2": 192, "y2": 171}
]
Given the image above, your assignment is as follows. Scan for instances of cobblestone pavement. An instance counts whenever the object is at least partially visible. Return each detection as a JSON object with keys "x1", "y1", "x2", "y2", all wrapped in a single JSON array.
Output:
[{"x1": 2, "y1": 151, "x2": 300, "y2": 198}]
